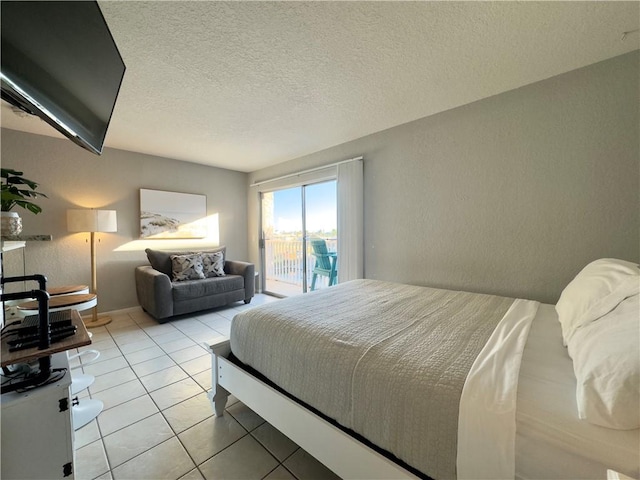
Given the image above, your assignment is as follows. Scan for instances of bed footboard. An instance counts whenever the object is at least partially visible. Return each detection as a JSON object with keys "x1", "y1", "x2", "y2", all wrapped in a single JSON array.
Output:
[
  {"x1": 206, "y1": 338, "x2": 418, "y2": 480},
  {"x1": 207, "y1": 339, "x2": 231, "y2": 416}
]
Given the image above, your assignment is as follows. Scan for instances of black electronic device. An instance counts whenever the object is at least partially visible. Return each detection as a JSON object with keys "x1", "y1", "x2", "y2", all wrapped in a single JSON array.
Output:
[
  {"x1": 0, "y1": 1, "x2": 126, "y2": 155},
  {"x1": 8, "y1": 326, "x2": 77, "y2": 352},
  {"x1": 7, "y1": 324, "x2": 77, "y2": 347},
  {"x1": 13, "y1": 309, "x2": 73, "y2": 335},
  {"x1": 1, "y1": 287, "x2": 52, "y2": 394}
]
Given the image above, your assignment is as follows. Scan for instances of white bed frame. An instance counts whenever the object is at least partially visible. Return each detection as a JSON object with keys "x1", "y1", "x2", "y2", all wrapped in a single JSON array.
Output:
[{"x1": 208, "y1": 339, "x2": 419, "y2": 480}]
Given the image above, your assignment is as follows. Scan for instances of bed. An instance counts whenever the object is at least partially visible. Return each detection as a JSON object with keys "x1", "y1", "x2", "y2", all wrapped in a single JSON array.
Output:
[{"x1": 207, "y1": 260, "x2": 639, "y2": 480}]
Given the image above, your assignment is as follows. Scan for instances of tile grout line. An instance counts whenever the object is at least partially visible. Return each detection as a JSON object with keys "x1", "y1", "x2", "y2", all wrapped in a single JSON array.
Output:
[
  {"x1": 86, "y1": 320, "x2": 174, "y2": 476},
  {"x1": 83, "y1": 313, "x2": 171, "y2": 476},
  {"x1": 84, "y1": 311, "x2": 219, "y2": 478},
  {"x1": 76, "y1": 298, "x2": 294, "y2": 480}
]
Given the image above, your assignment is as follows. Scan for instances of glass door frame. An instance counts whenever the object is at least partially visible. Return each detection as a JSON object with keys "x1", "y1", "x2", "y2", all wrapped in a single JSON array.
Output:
[{"x1": 259, "y1": 178, "x2": 336, "y2": 297}]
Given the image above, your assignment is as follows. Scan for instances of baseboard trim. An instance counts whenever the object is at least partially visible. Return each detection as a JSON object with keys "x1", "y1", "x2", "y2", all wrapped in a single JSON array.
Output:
[{"x1": 81, "y1": 305, "x2": 144, "y2": 321}]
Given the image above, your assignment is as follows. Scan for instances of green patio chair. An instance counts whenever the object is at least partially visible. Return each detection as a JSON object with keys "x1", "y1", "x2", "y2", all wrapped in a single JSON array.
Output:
[{"x1": 309, "y1": 238, "x2": 337, "y2": 291}]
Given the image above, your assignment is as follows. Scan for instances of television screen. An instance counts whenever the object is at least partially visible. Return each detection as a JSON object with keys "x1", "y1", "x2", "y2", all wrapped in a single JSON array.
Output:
[{"x1": 1, "y1": 1, "x2": 126, "y2": 155}]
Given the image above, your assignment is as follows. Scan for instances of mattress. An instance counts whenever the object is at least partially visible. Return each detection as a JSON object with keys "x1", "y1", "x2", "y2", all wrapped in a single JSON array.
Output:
[
  {"x1": 516, "y1": 303, "x2": 640, "y2": 479},
  {"x1": 230, "y1": 282, "x2": 639, "y2": 479},
  {"x1": 231, "y1": 279, "x2": 536, "y2": 479}
]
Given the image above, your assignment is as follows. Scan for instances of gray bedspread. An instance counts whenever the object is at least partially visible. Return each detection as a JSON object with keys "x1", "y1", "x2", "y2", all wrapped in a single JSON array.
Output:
[{"x1": 230, "y1": 279, "x2": 514, "y2": 479}]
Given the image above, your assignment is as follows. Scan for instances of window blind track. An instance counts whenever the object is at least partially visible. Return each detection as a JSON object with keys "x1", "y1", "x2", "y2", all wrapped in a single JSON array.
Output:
[{"x1": 250, "y1": 156, "x2": 363, "y2": 188}]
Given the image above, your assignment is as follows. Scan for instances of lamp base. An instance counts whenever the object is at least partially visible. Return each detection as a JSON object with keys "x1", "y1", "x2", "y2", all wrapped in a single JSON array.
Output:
[{"x1": 85, "y1": 316, "x2": 112, "y2": 328}]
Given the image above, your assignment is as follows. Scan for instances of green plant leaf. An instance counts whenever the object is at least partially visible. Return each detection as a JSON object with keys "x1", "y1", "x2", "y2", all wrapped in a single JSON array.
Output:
[
  {"x1": 0, "y1": 168, "x2": 47, "y2": 213},
  {"x1": 1, "y1": 168, "x2": 23, "y2": 178}
]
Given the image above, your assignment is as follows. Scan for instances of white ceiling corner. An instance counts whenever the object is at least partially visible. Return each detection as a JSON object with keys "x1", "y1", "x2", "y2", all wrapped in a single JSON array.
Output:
[{"x1": 1, "y1": 1, "x2": 638, "y2": 172}]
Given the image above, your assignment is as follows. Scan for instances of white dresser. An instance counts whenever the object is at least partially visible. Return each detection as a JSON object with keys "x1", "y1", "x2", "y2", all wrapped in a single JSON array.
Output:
[{"x1": 1, "y1": 352, "x2": 75, "y2": 479}]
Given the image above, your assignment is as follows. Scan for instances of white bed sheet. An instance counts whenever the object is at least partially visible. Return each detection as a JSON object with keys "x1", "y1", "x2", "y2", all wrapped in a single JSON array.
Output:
[
  {"x1": 515, "y1": 304, "x2": 640, "y2": 479},
  {"x1": 458, "y1": 299, "x2": 538, "y2": 479}
]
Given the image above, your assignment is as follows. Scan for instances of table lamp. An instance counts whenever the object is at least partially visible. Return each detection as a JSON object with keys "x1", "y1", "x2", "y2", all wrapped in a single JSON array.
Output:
[{"x1": 67, "y1": 209, "x2": 117, "y2": 327}]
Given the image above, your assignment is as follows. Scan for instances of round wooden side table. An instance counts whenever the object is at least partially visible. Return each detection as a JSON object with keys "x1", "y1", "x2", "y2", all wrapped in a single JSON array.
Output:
[
  {"x1": 17, "y1": 293, "x2": 97, "y2": 316},
  {"x1": 47, "y1": 285, "x2": 90, "y2": 296}
]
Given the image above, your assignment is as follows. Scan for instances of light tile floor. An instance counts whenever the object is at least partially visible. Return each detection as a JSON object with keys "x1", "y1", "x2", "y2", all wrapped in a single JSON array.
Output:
[{"x1": 72, "y1": 294, "x2": 341, "y2": 480}]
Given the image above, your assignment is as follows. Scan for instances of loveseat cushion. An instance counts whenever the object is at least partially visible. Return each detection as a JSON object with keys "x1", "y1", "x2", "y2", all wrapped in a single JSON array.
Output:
[
  {"x1": 171, "y1": 253, "x2": 206, "y2": 281},
  {"x1": 172, "y1": 274, "x2": 244, "y2": 302},
  {"x1": 202, "y1": 251, "x2": 225, "y2": 277},
  {"x1": 146, "y1": 246, "x2": 226, "y2": 277}
]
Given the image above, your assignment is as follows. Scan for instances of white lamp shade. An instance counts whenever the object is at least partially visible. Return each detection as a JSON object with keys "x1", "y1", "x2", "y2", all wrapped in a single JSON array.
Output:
[{"x1": 67, "y1": 209, "x2": 117, "y2": 233}]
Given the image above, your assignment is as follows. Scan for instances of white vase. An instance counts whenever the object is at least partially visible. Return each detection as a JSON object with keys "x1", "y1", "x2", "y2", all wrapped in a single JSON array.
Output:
[{"x1": 1, "y1": 211, "x2": 23, "y2": 236}]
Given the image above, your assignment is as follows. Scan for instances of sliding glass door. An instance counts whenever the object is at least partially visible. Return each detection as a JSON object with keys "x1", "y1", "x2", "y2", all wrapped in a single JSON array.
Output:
[
  {"x1": 261, "y1": 180, "x2": 337, "y2": 297},
  {"x1": 304, "y1": 182, "x2": 338, "y2": 292},
  {"x1": 261, "y1": 186, "x2": 303, "y2": 297}
]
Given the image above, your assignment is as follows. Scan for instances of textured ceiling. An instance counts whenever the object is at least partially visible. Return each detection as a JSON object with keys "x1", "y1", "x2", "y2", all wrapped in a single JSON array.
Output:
[{"x1": 2, "y1": 1, "x2": 638, "y2": 172}]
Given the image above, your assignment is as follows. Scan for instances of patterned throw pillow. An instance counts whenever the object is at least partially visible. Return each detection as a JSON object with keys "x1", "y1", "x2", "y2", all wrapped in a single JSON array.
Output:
[
  {"x1": 171, "y1": 254, "x2": 205, "y2": 281},
  {"x1": 201, "y1": 251, "x2": 225, "y2": 277}
]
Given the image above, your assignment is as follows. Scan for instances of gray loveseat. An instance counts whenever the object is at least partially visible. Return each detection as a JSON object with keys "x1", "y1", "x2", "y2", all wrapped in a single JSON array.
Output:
[{"x1": 135, "y1": 247, "x2": 254, "y2": 322}]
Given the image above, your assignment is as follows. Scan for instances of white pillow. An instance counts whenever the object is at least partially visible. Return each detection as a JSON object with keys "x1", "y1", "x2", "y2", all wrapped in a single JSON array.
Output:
[
  {"x1": 556, "y1": 258, "x2": 639, "y2": 345},
  {"x1": 567, "y1": 294, "x2": 639, "y2": 430}
]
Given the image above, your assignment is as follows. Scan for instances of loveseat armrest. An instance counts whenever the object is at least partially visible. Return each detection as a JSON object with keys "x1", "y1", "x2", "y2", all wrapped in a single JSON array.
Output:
[
  {"x1": 135, "y1": 265, "x2": 173, "y2": 320},
  {"x1": 224, "y1": 260, "x2": 255, "y2": 301}
]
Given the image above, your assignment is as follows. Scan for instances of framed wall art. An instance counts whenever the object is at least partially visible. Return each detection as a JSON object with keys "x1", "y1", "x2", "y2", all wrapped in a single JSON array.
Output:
[{"x1": 140, "y1": 189, "x2": 207, "y2": 239}]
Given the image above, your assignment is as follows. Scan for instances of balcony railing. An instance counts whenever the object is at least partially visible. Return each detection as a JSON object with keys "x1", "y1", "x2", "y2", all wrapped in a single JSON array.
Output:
[{"x1": 264, "y1": 237, "x2": 337, "y2": 294}]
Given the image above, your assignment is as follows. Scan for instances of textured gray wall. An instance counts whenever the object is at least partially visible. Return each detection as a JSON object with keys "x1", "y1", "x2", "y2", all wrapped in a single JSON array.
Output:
[
  {"x1": 1, "y1": 131, "x2": 248, "y2": 312},
  {"x1": 2, "y1": 51, "x2": 637, "y2": 311},
  {"x1": 248, "y1": 51, "x2": 639, "y2": 304}
]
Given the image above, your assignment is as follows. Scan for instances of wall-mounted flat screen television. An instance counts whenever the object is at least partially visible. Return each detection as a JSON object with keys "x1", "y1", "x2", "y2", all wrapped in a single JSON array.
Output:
[{"x1": 1, "y1": 1, "x2": 126, "y2": 155}]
